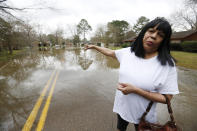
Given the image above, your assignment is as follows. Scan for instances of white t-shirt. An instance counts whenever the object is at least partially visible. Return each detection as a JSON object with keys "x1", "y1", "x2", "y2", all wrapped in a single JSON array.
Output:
[{"x1": 113, "y1": 47, "x2": 179, "y2": 124}]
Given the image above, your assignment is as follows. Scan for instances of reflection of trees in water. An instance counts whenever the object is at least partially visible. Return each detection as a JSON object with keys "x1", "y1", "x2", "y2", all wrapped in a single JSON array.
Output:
[
  {"x1": 0, "y1": 50, "x2": 44, "y2": 130},
  {"x1": 70, "y1": 48, "x2": 93, "y2": 70},
  {"x1": 0, "y1": 49, "x2": 69, "y2": 130},
  {"x1": 45, "y1": 48, "x2": 118, "y2": 70},
  {"x1": 0, "y1": 47, "x2": 119, "y2": 130},
  {"x1": 71, "y1": 48, "x2": 119, "y2": 70},
  {"x1": 78, "y1": 51, "x2": 93, "y2": 70},
  {"x1": 38, "y1": 48, "x2": 67, "y2": 68},
  {"x1": 105, "y1": 56, "x2": 119, "y2": 69},
  {"x1": 88, "y1": 50, "x2": 119, "y2": 70},
  {"x1": 50, "y1": 48, "x2": 66, "y2": 62},
  {"x1": 0, "y1": 50, "x2": 40, "y2": 86},
  {"x1": 0, "y1": 79, "x2": 34, "y2": 130}
]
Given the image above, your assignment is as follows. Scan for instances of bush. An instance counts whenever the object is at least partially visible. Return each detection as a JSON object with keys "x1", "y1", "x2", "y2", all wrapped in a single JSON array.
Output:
[
  {"x1": 170, "y1": 43, "x2": 182, "y2": 51},
  {"x1": 170, "y1": 41, "x2": 197, "y2": 53},
  {"x1": 181, "y1": 41, "x2": 197, "y2": 53},
  {"x1": 121, "y1": 43, "x2": 130, "y2": 48},
  {"x1": 97, "y1": 43, "x2": 101, "y2": 46}
]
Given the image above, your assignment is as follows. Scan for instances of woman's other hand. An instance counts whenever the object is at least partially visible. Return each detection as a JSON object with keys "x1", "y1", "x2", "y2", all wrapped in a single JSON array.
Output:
[
  {"x1": 118, "y1": 83, "x2": 173, "y2": 103},
  {"x1": 117, "y1": 83, "x2": 137, "y2": 95}
]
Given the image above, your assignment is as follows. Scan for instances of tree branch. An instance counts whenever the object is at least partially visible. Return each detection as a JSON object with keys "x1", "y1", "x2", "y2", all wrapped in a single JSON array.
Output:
[{"x1": 0, "y1": 5, "x2": 24, "y2": 10}]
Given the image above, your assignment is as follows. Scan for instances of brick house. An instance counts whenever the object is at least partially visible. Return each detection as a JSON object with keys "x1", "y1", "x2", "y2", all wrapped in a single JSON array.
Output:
[{"x1": 171, "y1": 30, "x2": 197, "y2": 43}]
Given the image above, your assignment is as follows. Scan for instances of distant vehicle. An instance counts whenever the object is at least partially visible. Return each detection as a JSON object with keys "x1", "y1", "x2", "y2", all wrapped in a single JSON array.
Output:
[{"x1": 55, "y1": 45, "x2": 61, "y2": 49}]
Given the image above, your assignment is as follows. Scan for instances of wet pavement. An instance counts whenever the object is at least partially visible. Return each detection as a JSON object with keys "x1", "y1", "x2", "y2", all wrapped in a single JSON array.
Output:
[{"x1": 0, "y1": 48, "x2": 197, "y2": 131}]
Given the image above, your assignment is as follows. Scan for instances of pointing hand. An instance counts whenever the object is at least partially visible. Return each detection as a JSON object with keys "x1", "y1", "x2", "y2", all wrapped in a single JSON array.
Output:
[{"x1": 84, "y1": 44, "x2": 94, "y2": 50}]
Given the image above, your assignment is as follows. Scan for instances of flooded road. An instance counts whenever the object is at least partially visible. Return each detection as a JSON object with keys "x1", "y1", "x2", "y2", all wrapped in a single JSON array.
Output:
[{"x1": 0, "y1": 48, "x2": 196, "y2": 131}]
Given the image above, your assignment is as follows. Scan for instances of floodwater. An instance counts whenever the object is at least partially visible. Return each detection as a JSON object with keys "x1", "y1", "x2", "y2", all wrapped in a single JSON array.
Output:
[{"x1": 0, "y1": 47, "x2": 196, "y2": 131}]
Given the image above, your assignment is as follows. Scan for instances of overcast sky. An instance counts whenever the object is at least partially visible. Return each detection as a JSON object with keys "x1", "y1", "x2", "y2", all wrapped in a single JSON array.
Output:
[{"x1": 8, "y1": 0, "x2": 185, "y2": 38}]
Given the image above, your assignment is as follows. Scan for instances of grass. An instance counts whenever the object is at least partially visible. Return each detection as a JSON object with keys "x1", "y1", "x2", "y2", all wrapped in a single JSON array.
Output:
[
  {"x1": 0, "y1": 50, "x2": 23, "y2": 61},
  {"x1": 109, "y1": 46, "x2": 122, "y2": 50},
  {"x1": 171, "y1": 51, "x2": 197, "y2": 70}
]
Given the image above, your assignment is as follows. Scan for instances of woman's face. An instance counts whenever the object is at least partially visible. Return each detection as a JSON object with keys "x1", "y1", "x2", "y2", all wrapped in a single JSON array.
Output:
[{"x1": 143, "y1": 26, "x2": 165, "y2": 54}]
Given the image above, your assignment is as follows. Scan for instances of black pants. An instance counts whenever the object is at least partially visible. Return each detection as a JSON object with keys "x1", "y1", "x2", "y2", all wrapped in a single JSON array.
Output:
[{"x1": 117, "y1": 114, "x2": 138, "y2": 131}]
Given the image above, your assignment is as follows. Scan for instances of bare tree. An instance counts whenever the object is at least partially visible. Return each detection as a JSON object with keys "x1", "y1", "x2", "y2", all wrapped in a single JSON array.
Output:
[
  {"x1": 54, "y1": 27, "x2": 64, "y2": 45},
  {"x1": 67, "y1": 24, "x2": 81, "y2": 45},
  {"x1": 0, "y1": 0, "x2": 24, "y2": 18},
  {"x1": 0, "y1": 0, "x2": 62, "y2": 54},
  {"x1": 67, "y1": 24, "x2": 78, "y2": 37},
  {"x1": 0, "y1": 0, "x2": 60, "y2": 17},
  {"x1": 91, "y1": 24, "x2": 106, "y2": 44},
  {"x1": 170, "y1": 0, "x2": 197, "y2": 30},
  {"x1": 0, "y1": 16, "x2": 12, "y2": 53}
]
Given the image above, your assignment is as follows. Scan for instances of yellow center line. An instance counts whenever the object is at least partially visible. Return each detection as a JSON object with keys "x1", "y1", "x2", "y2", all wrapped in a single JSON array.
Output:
[
  {"x1": 36, "y1": 70, "x2": 60, "y2": 131},
  {"x1": 22, "y1": 70, "x2": 56, "y2": 131}
]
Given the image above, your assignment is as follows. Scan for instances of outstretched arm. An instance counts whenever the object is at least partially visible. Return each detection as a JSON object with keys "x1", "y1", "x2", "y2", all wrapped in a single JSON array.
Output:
[{"x1": 84, "y1": 45, "x2": 116, "y2": 59}]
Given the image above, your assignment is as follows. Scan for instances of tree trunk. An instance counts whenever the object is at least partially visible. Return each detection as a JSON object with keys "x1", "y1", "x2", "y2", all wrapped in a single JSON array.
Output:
[{"x1": 7, "y1": 39, "x2": 12, "y2": 54}]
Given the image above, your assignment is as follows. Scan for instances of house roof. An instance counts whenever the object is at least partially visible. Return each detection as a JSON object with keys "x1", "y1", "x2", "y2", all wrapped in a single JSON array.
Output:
[
  {"x1": 171, "y1": 30, "x2": 197, "y2": 40},
  {"x1": 123, "y1": 36, "x2": 137, "y2": 42}
]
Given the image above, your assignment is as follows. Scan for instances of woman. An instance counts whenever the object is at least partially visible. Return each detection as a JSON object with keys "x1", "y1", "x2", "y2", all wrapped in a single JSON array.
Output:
[{"x1": 85, "y1": 18, "x2": 179, "y2": 131}]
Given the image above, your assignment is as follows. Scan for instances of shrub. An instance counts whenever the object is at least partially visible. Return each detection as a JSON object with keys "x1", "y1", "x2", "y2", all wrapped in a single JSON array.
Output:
[
  {"x1": 170, "y1": 43, "x2": 182, "y2": 51},
  {"x1": 170, "y1": 41, "x2": 197, "y2": 53},
  {"x1": 181, "y1": 41, "x2": 197, "y2": 53},
  {"x1": 97, "y1": 43, "x2": 101, "y2": 46},
  {"x1": 121, "y1": 43, "x2": 130, "y2": 48}
]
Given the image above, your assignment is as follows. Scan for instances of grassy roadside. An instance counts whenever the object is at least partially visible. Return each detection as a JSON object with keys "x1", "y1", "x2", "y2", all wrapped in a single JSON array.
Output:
[
  {"x1": 109, "y1": 46, "x2": 122, "y2": 50},
  {"x1": 0, "y1": 50, "x2": 23, "y2": 61},
  {"x1": 171, "y1": 51, "x2": 197, "y2": 70}
]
